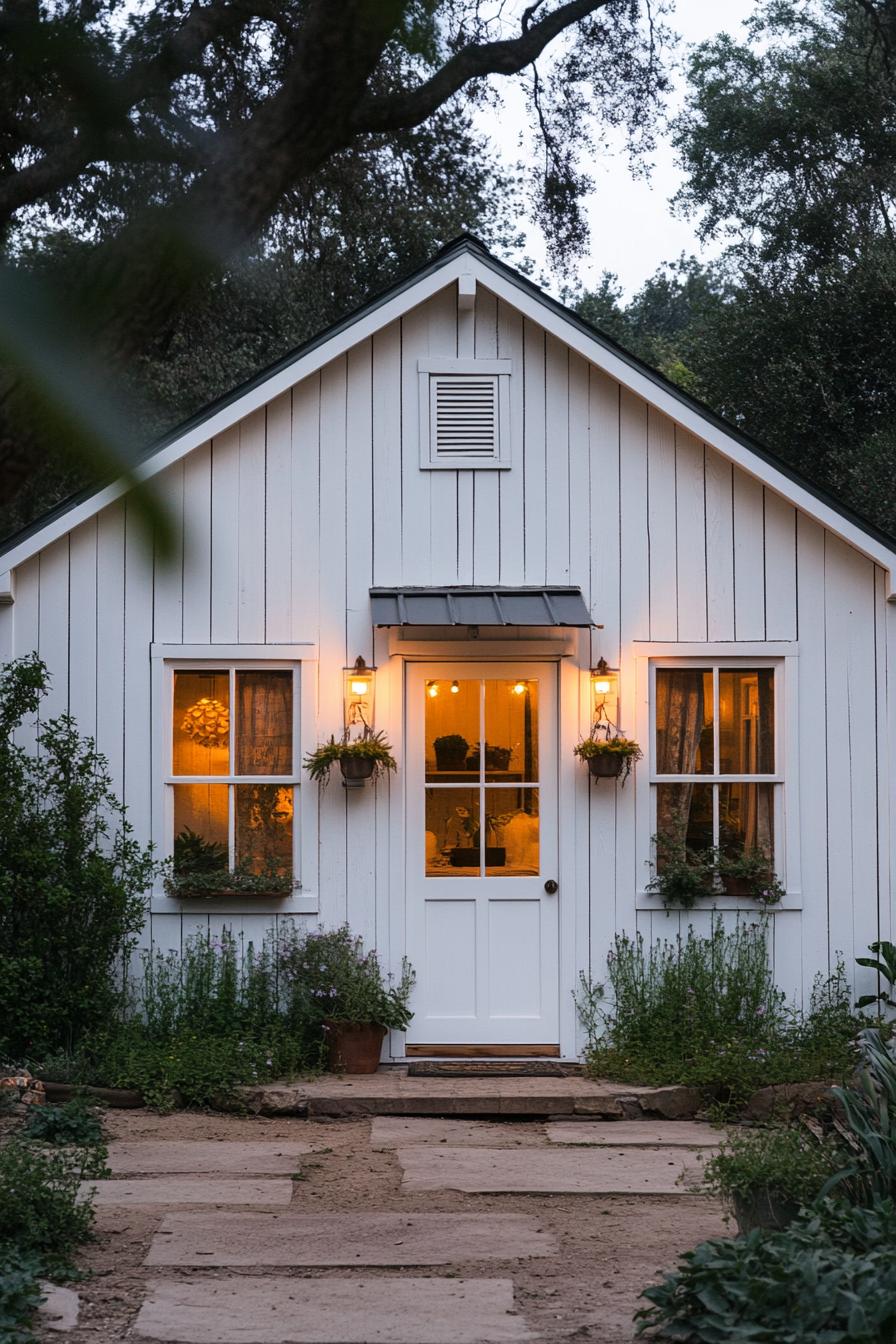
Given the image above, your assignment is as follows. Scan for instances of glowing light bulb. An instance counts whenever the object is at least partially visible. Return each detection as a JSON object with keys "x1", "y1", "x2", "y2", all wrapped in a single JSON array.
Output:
[
  {"x1": 593, "y1": 679, "x2": 611, "y2": 695},
  {"x1": 450, "y1": 680, "x2": 459, "y2": 694},
  {"x1": 350, "y1": 679, "x2": 369, "y2": 696},
  {"x1": 512, "y1": 681, "x2": 527, "y2": 696},
  {"x1": 427, "y1": 682, "x2": 439, "y2": 698}
]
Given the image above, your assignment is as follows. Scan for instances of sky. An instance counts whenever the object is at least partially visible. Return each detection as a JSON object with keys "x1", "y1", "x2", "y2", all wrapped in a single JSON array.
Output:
[{"x1": 480, "y1": 0, "x2": 758, "y2": 297}]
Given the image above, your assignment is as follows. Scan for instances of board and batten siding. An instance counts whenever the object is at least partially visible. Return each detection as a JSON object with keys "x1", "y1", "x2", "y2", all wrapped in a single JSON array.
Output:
[{"x1": 1, "y1": 284, "x2": 892, "y2": 1018}]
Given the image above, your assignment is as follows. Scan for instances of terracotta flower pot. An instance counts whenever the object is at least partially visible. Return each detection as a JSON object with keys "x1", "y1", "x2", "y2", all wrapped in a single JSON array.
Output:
[
  {"x1": 324, "y1": 1020, "x2": 387, "y2": 1073},
  {"x1": 587, "y1": 753, "x2": 624, "y2": 779},
  {"x1": 340, "y1": 754, "x2": 376, "y2": 786}
]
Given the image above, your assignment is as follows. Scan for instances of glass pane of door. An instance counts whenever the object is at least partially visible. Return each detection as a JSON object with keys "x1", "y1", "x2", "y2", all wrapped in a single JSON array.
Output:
[{"x1": 422, "y1": 675, "x2": 541, "y2": 878}]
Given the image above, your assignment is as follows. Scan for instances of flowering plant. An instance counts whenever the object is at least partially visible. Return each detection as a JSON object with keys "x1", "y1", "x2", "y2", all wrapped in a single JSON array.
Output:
[{"x1": 278, "y1": 924, "x2": 415, "y2": 1030}]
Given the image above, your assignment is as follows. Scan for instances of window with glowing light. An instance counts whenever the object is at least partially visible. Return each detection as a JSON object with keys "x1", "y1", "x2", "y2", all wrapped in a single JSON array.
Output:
[
  {"x1": 169, "y1": 667, "x2": 297, "y2": 890},
  {"x1": 651, "y1": 663, "x2": 780, "y2": 875}
]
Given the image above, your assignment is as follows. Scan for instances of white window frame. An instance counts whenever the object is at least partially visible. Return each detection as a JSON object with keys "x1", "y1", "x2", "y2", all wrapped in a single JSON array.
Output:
[
  {"x1": 417, "y1": 358, "x2": 513, "y2": 470},
  {"x1": 633, "y1": 646, "x2": 802, "y2": 910},
  {"x1": 150, "y1": 645, "x2": 319, "y2": 914}
]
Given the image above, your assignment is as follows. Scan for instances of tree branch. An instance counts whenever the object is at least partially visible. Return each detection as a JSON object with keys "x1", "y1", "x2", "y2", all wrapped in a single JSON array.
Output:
[{"x1": 353, "y1": 0, "x2": 613, "y2": 134}]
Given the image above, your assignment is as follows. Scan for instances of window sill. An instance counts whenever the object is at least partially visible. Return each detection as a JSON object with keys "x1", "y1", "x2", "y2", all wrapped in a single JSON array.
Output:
[
  {"x1": 635, "y1": 890, "x2": 802, "y2": 914},
  {"x1": 149, "y1": 891, "x2": 319, "y2": 916}
]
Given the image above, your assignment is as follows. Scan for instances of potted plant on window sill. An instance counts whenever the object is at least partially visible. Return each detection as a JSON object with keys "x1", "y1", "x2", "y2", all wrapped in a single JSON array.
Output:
[
  {"x1": 433, "y1": 733, "x2": 469, "y2": 771},
  {"x1": 574, "y1": 734, "x2": 642, "y2": 784},
  {"x1": 304, "y1": 728, "x2": 397, "y2": 788},
  {"x1": 164, "y1": 831, "x2": 294, "y2": 898},
  {"x1": 279, "y1": 924, "x2": 415, "y2": 1074},
  {"x1": 466, "y1": 741, "x2": 514, "y2": 771},
  {"x1": 449, "y1": 805, "x2": 506, "y2": 867},
  {"x1": 645, "y1": 828, "x2": 716, "y2": 910},
  {"x1": 719, "y1": 847, "x2": 785, "y2": 904}
]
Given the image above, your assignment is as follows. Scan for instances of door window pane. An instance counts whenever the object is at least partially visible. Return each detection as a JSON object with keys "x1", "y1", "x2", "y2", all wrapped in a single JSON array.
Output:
[
  {"x1": 484, "y1": 787, "x2": 539, "y2": 876},
  {"x1": 655, "y1": 669, "x2": 713, "y2": 774},
  {"x1": 235, "y1": 670, "x2": 293, "y2": 775},
  {"x1": 719, "y1": 670, "x2": 774, "y2": 774},
  {"x1": 425, "y1": 679, "x2": 479, "y2": 781},
  {"x1": 719, "y1": 782, "x2": 774, "y2": 859},
  {"x1": 425, "y1": 787, "x2": 480, "y2": 875},
  {"x1": 172, "y1": 784, "x2": 229, "y2": 876},
  {"x1": 235, "y1": 784, "x2": 294, "y2": 878},
  {"x1": 173, "y1": 671, "x2": 230, "y2": 775},
  {"x1": 483, "y1": 678, "x2": 538, "y2": 781}
]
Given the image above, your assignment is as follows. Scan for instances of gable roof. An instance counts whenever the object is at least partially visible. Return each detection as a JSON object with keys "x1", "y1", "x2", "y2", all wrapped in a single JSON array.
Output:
[{"x1": 2, "y1": 234, "x2": 895, "y2": 592}]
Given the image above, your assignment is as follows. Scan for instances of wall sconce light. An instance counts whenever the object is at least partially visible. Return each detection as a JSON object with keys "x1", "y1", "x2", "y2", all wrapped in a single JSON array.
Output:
[
  {"x1": 590, "y1": 657, "x2": 619, "y2": 726},
  {"x1": 344, "y1": 656, "x2": 376, "y2": 730}
]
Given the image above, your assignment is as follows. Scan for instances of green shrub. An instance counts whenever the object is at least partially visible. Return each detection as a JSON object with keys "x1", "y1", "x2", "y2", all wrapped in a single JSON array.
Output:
[
  {"x1": 825, "y1": 1027, "x2": 896, "y2": 1204},
  {"x1": 0, "y1": 1141, "x2": 104, "y2": 1279},
  {"x1": 279, "y1": 924, "x2": 415, "y2": 1030},
  {"x1": 703, "y1": 1125, "x2": 842, "y2": 1209},
  {"x1": 580, "y1": 918, "x2": 859, "y2": 1105},
  {"x1": 636, "y1": 1200, "x2": 896, "y2": 1342},
  {"x1": 34, "y1": 929, "x2": 325, "y2": 1110},
  {"x1": 0, "y1": 655, "x2": 156, "y2": 1057},
  {"x1": 22, "y1": 1097, "x2": 104, "y2": 1147},
  {"x1": 0, "y1": 1249, "x2": 45, "y2": 1344}
]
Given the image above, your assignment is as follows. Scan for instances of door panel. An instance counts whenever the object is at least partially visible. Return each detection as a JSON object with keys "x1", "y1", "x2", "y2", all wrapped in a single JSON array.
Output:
[{"x1": 406, "y1": 663, "x2": 559, "y2": 1047}]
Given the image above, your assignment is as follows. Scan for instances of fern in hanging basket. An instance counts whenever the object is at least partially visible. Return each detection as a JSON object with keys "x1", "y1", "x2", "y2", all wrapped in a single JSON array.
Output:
[
  {"x1": 304, "y1": 729, "x2": 397, "y2": 786},
  {"x1": 573, "y1": 734, "x2": 642, "y2": 785}
]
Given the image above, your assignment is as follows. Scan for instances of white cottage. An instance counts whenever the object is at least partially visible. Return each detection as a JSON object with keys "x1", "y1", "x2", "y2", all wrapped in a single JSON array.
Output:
[{"x1": 1, "y1": 235, "x2": 894, "y2": 1061}]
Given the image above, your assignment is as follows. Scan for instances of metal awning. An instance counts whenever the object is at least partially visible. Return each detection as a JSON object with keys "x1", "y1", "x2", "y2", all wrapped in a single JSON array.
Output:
[{"x1": 369, "y1": 586, "x2": 593, "y2": 627}]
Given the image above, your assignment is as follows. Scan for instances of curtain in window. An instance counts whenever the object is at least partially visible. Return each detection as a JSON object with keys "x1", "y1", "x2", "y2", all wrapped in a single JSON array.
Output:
[
  {"x1": 656, "y1": 671, "x2": 705, "y2": 835},
  {"x1": 236, "y1": 671, "x2": 292, "y2": 775}
]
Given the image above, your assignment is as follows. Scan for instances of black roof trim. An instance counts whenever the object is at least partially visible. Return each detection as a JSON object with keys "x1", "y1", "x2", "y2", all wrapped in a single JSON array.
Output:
[
  {"x1": 370, "y1": 585, "x2": 594, "y2": 627},
  {"x1": 3, "y1": 232, "x2": 894, "y2": 558}
]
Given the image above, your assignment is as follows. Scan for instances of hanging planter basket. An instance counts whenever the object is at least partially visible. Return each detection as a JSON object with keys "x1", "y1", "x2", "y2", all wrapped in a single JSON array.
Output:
[
  {"x1": 587, "y1": 753, "x2": 625, "y2": 780},
  {"x1": 340, "y1": 754, "x2": 376, "y2": 786}
]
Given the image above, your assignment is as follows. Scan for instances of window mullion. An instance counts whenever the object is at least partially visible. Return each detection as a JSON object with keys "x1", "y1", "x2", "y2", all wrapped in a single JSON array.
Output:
[{"x1": 712, "y1": 665, "x2": 720, "y2": 775}]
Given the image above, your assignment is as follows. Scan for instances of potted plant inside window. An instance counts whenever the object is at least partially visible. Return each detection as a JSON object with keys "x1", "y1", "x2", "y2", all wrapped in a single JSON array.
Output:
[
  {"x1": 433, "y1": 733, "x2": 469, "y2": 771},
  {"x1": 466, "y1": 741, "x2": 514, "y2": 771},
  {"x1": 645, "y1": 826, "x2": 716, "y2": 909},
  {"x1": 574, "y1": 733, "x2": 642, "y2": 783},
  {"x1": 279, "y1": 924, "x2": 415, "y2": 1073},
  {"x1": 449, "y1": 805, "x2": 506, "y2": 867},
  {"x1": 164, "y1": 827, "x2": 295, "y2": 898},
  {"x1": 719, "y1": 846, "x2": 785, "y2": 904},
  {"x1": 304, "y1": 728, "x2": 397, "y2": 788}
]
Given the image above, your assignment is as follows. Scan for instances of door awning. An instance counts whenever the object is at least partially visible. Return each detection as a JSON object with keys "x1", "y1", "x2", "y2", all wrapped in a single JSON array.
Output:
[{"x1": 369, "y1": 586, "x2": 593, "y2": 627}]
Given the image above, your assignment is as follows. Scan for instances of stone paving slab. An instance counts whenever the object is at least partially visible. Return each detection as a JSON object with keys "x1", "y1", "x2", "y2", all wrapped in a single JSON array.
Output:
[
  {"x1": 397, "y1": 1146, "x2": 705, "y2": 1194},
  {"x1": 107, "y1": 1141, "x2": 310, "y2": 1175},
  {"x1": 38, "y1": 1285, "x2": 80, "y2": 1333},
  {"x1": 545, "y1": 1121, "x2": 722, "y2": 1147},
  {"x1": 81, "y1": 1178, "x2": 294, "y2": 1207},
  {"x1": 145, "y1": 1211, "x2": 557, "y2": 1266},
  {"x1": 370, "y1": 1117, "x2": 544, "y2": 1149},
  {"x1": 134, "y1": 1276, "x2": 533, "y2": 1342}
]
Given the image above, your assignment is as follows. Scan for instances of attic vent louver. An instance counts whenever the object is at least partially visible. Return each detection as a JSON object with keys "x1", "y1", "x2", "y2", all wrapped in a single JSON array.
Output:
[
  {"x1": 432, "y1": 376, "x2": 498, "y2": 458},
  {"x1": 418, "y1": 358, "x2": 512, "y2": 470}
]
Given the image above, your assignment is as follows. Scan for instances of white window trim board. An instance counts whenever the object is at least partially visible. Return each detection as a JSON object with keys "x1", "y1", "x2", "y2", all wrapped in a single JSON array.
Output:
[
  {"x1": 150, "y1": 650, "x2": 320, "y2": 914},
  {"x1": 633, "y1": 651, "x2": 802, "y2": 911}
]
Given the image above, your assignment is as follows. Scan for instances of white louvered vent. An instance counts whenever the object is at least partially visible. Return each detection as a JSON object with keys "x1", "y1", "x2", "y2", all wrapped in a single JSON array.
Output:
[
  {"x1": 431, "y1": 375, "x2": 498, "y2": 460},
  {"x1": 418, "y1": 358, "x2": 512, "y2": 471}
]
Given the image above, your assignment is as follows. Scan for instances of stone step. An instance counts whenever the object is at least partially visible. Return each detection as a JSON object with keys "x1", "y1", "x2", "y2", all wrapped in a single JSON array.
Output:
[
  {"x1": 397, "y1": 1146, "x2": 706, "y2": 1195},
  {"x1": 107, "y1": 1141, "x2": 310, "y2": 1175},
  {"x1": 146, "y1": 1211, "x2": 557, "y2": 1267},
  {"x1": 370, "y1": 1117, "x2": 544, "y2": 1149},
  {"x1": 81, "y1": 1178, "x2": 294, "y2": 1207},
  {"x1": 134, "y1": 1277, "x2": 532, "y2": 1343},
  {"x1": 545, "y1": 1120, "x2": 722, "y2": 1147}
]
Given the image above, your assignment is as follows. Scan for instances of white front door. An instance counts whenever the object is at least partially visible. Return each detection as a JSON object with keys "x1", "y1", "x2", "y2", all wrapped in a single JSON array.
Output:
[{"x1": 405, "y1": 663, "x2": 559, "y2": 1049}]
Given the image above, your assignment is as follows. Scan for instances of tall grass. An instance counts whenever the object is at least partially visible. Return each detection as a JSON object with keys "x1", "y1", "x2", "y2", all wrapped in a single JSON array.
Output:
[{"x1": 580, "y1": 917, "x2": 858, "y2": 1103}]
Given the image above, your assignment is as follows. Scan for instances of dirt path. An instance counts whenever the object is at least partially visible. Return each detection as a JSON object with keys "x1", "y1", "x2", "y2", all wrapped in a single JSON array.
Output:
[{"x1": 45, "y1": 1108, "x2": 728, "y2": 1343}]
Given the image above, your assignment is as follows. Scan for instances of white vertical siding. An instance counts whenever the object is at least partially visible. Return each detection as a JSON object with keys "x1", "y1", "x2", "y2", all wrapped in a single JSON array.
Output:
[{"x1": 4, "y1": 285, "x2": 891, "y2": 1018}]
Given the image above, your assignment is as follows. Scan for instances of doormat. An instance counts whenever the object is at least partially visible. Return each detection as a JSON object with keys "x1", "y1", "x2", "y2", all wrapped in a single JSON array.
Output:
[{"x1": 407, "y1": 1061, "x2": 584, "y2": 1078}]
